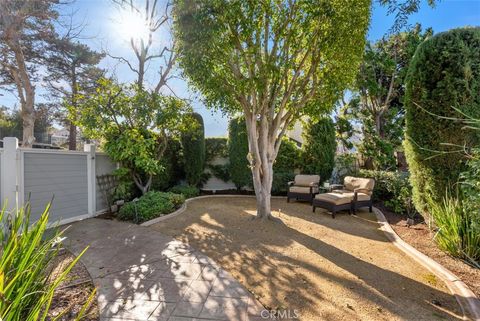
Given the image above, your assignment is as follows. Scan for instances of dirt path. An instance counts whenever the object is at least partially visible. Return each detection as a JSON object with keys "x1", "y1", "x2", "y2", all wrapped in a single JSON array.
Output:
[{"x1": 151, "y1": 197, "x2": 464, "y2": 321}]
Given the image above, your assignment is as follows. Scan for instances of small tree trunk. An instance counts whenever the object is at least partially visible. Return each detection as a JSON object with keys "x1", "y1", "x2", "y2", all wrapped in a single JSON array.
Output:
[
  {"x1": 68, "y1": 122, "x2": 77, "y2": 150},
  {"x1": 132, "y1": 171, "x2": 152, "y2": 195},
  {"x1": 69, "y1": 66, "x2": 78, "y2": 150},
  {"x1": 22, "y1": 100, "x2": 35, "y2": 148}
]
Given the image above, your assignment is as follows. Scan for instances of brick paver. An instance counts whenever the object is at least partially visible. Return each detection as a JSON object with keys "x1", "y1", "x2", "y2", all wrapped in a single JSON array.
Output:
[{"x1": 64, "y1": 219, "x2": 264, "y2": 321}]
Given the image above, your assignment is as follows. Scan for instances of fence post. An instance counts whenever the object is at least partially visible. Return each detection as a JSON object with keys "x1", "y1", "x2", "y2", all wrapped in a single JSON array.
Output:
[
  {"x1": 84, "y1": 144, "x2": 96, "y2": 216},
  {"x1": 3, "y1": 137, "x2": 19, "y2": 213}
]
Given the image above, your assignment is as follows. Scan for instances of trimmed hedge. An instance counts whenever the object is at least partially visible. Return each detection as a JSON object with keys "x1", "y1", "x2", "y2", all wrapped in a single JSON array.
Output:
[
  {"x1": 404, "y1": 27, "x2": 480, "y2": 213},
  {"x1": 274, "y1": 139, "x2": 301, "y2": 173},
  {"x1": 169, "y1": 185, "x2": 200, "y2": 199},
  {"x1": 302, "y1": 117, "x2": 337, "y2": 183},
  {"x1": 152, "y1": 137, "x2": 184, "y2": 191},
  {"x1": 228, "y1": 117, "x2": 251, "y2": 189},
  {"x1": 182, "y1": 113, "x2": 206, "y2": 186},
  {"x1": 205, "y1": 137, "x2": 228, "y2": 162},
  {"x1": 118, "y1": 191, "x2": 185, "y2": 223}
]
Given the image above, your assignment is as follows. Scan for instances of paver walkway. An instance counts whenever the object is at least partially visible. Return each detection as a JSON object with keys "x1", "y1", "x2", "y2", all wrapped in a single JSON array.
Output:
[{"x1": 63, "y1": 219, "x2": 264, "y2": 321}]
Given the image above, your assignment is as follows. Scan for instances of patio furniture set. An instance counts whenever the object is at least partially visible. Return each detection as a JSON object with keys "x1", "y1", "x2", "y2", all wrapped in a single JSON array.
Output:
[{"x1": 287, "y1": 174, "x2": 375, "y2": 218}]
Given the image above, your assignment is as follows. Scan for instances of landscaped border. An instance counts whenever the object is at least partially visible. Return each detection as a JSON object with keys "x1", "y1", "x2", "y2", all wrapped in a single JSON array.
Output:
[
  {"x1": 373, "y1": 207, "x2": 480, "y2": 321},
  {"x1": 141, "y1": 195, "x2": 480, "y2": 321}
]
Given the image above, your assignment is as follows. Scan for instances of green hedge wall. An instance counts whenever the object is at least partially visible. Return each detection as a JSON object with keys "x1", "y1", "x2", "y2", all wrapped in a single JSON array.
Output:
[
  {"x1": 205, "y1": 137, "x2": 228, "y2": 162},
  {"x1": 404, "y1": 27, "x2": 480, "y2": 213},
  {"x1": 228, "y1": 117, "x2": 251, "y2": 189},
  {"x1": 302, "y1": 117, "x2": 337, "y2": 183},
  {"x1": 151, "y1": 137, "x2": 184, "y2": 191},
  {"x1": 181, "y1": 113, "x2": 206, "y2": 186}
]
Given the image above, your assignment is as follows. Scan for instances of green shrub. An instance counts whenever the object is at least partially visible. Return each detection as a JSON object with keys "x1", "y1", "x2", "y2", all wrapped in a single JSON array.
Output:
[
  {"x1": 0, "y1": 204, "x2": 91, "y2": 321},
  {"x1": 169, "y1": 185, "x2": 200, "y2": 199},
  {"x1": 358, "y1": 169, "x2": 416, "y2": 217},
  {"x1": 118, "y1": 191, "x2": 185, "y2": 223},
  {"x1": 152, "y1": 137, "x2": 185, "y2": 191},
  {"x1": 404, "y1": 27, "x2": 480, "y2": 214},
  {"x1": 181, "y1": 113, "x2": 206, "y2": 186},
  {"x1": 208, "y1": 164, "x2": 231, "y2": 182},
  {"x1": 302, "y1": 117, "x2": 337, "y2": 183},
  {"x1": 271, "y1": 172, "x2": 296, "y2": 195},
  {"x1": 428, "y1": 192, "x2": 480, "y2": 266},
  {"x1": 271, "y1": 139, "x2": 301, "y2": 195},
  {"x1": 228, "y1": 116, "x2": 252, "y2": 189},
  {"x1": 274, "y1": 139, "x2": 301, "y2": 173},
  {"x1": 205, "y1": 137, "x2": 228, "y2": 162},
  {"x1": 460, "y1": 149, "x2": 480, "y2": 213}
]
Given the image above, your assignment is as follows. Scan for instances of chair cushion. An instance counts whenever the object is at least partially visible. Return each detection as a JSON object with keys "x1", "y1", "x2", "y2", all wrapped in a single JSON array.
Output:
[
  {"x1": 343, "y1": 176, "x2": 375, "y2": 195},
  {"x1": 331, "y1": 191, "x2": 371, "y2": 201},
  {"x1": 315, "y1": 192, "x2": 352, "y2": 205},
  {"x1": 289, "y1": 186, "x2": 319, "y2": 194},
  {"x1": 315, "y1": 191, "x2": 371, "y2": 205},
  {"x1": 294, "y1": 174, "x2": 320, "y2": 187}
]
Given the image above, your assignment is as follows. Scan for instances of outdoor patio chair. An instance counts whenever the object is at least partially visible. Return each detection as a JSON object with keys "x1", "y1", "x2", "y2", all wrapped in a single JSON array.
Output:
[
  {"x1": 287, "y1": 174, "x2": 320, "y2": 204},
  {"x1": 312, "y1": 176, "x2": 375, "y2": 218}
]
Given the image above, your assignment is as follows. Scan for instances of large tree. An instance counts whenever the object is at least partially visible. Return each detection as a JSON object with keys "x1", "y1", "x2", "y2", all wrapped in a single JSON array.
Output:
[
  {"x1": 0, "y1": 0, "x2": 58, "y2": 147},
  {"x1": 45, "y1": 38, "x2": 105, "y2": 150},
  {"x1": 352, "y1": 25, "x2": 432, "y2": 169},
  {"x1": 174, "y1": 0, "x2": 370, "y2": 219},
  {"x1": 110, "y1": 0, "x2": 176, "y2": 93},
  {"x1": 73, "y1": 78, "x2": 191, "y2": 194}
]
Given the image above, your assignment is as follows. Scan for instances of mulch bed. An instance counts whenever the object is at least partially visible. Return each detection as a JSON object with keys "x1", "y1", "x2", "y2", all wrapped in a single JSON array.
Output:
[
  {"x1": 48, "y1": 251, "x2": 99, "y2": 321},
  {"x1": 377, "y1": 202, "x2": 480, "y2": 298}
]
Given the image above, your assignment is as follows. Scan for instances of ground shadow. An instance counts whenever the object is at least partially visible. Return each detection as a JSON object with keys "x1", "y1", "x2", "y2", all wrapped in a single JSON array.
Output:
[{"x1": 151, "y1": 197, "x2": 464, "y2": 321}]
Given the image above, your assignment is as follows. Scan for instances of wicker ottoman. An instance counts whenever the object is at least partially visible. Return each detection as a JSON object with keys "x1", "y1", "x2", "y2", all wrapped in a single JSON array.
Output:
[{"x1": 312, "y1": 193, "x2": 352, "y2": 218}]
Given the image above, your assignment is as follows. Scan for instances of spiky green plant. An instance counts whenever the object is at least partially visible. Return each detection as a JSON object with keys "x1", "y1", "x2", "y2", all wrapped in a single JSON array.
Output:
[
  {"x1": 428, "y1": 192, "x2": 480, "y2": 267},
  {"x1": 0, "y1": 203, "x2": 91, "y2": 321}
]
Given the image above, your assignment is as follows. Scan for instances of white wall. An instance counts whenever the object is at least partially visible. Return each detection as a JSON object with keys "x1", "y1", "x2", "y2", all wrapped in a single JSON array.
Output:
[{"x1": 202, "y1": 156, "x2": 236, "y2": 191}]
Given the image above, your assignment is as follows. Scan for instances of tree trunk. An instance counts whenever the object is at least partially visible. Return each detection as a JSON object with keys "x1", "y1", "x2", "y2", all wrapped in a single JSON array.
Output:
[
  {"x1": 252, "y1": 166, "x2": 273, "y2": 219},
  {"x1": 245, "y1": 115, "x2": 276, "y2": 220},
  {"x1": 132, "y1": 171, "x2": 152, "y2": 195},
  {"x1": 11, "y1": 42, "x2": 35, "y2": 147},
  {"x1": 22, "y1": 98, "x2": 35, "y2": 148},
  {"x1": 68, "y1": 122, "x2": 77, "y2": 150},
  {"x1": 69, "y1": 65, "x2": 78, "y2": 150}
]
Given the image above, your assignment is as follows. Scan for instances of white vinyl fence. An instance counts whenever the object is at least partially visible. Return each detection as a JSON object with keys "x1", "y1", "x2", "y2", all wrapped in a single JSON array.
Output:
[{"x1": 0, "y1": 137, "x2": 116, "y2": 225}]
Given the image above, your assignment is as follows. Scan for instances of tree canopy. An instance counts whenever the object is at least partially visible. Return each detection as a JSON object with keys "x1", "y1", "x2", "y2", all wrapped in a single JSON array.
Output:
[
  {"x1": 73, "y1": 78, "x2": 192, "y2": 194},
  {"x1": 174, "y1": 0, "x2": 370, "y2": 219}
]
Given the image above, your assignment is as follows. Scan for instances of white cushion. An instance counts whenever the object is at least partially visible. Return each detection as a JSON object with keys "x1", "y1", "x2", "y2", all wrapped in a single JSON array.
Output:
[{"x1": 294, "y1": 175, "x2": 320, "y2": 187}]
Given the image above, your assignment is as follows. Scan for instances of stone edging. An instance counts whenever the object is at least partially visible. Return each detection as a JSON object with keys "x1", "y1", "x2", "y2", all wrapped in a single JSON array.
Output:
[
  {"x1": 373, "y1": 207, "x2": 480, "y2": 321},
  {"x1": 142, "y1": 195, "x2": 480, "y2": 320},
  {"x1": 141, "y1": 194, "x2": 286, "y2": 226}
]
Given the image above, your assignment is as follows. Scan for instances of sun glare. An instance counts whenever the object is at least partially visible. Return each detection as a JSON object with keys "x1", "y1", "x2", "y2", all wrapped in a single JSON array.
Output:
[{"x1": 116, "y1": 10, "x2": 151, "y2": 43}]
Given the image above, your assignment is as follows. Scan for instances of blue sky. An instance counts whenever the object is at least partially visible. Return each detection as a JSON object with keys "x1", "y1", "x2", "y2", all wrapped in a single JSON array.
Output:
[{"x1": 1, "y1": 0, "x2": 479, "y2": 137}]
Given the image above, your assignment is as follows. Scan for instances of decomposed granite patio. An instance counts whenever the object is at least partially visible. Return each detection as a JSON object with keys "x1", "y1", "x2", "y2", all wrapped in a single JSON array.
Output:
[{"x1": 63, "y1": 219, "x2": 264, "y2": 321}]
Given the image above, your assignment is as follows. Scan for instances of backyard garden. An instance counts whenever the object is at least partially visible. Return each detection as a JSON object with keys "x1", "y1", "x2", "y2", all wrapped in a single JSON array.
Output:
[{"x1": 0, "y1": 0, "x2": 479, "y2": 320}]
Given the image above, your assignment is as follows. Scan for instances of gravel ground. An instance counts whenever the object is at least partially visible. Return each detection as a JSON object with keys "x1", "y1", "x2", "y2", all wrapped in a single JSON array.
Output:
[{"x1": 151, "y1": 197, "x2": 464, "y2": 321}]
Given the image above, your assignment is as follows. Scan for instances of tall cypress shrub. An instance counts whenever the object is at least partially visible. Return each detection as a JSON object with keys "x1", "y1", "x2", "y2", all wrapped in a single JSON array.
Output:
[
  {"x1": 302, "y1": 117, "x2": 337, "y2": 183},
  {"x1": 181, "y1": 112, "x2": 205, "y2": 186},
  {"x1": 228, "y1": 117, "x2": 252, "y2": 189},
  {"x1": 404, "y1": 27, "x2": 480, "y2": 213}
]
